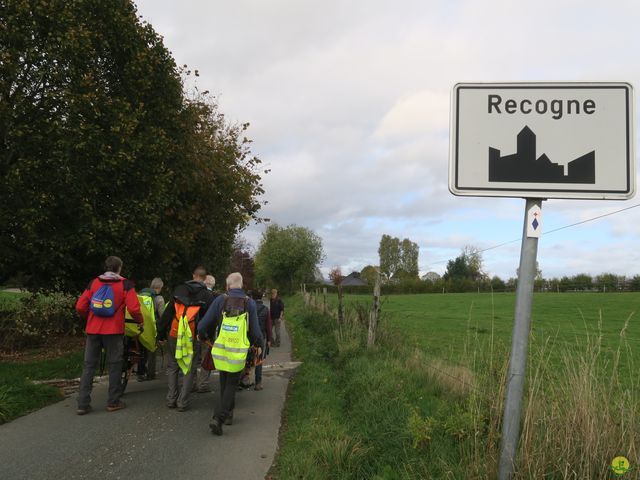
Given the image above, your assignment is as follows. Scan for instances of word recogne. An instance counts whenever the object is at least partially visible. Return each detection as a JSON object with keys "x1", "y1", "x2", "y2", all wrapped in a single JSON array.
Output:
[{"x1": 488, "y1": 94, "x2": 596, "y2": 120}]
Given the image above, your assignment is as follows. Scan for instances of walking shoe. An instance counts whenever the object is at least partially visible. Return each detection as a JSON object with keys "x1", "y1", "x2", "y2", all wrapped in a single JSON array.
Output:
[
  {"x1": 177, "y1": 405, "x2": 189, "y2": 412},
  {"x1": 197, "y1": 385, "x2": 212, "y2": 393},
  {"x1": 167, "y1": 401, "x2": 177, "y2": 409},
  {"x1": 76, "y1": 405, "x2": 92, "y2": 415},
  {"x1": 254, "y1": 383, "x2": 263, "y2": 391},
  {"x1": 209, "y1": 416, "x2": 223, "y2": 436},
  {"x1": 106, "y1": 401, "x2": 126, "y2": 412},
  {"x1": 223, "y1": 413, "x2": 233, "y2": 426}
]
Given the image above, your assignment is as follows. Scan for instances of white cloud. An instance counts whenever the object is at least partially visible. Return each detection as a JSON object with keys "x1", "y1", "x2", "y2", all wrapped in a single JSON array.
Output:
[{"x1": 136, "y1": 0, "x2": 640, "y2": 280}]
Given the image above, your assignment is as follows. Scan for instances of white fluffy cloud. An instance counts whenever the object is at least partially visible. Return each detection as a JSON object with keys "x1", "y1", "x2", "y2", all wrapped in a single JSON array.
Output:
[{"x1": 136, "y1": 0, "x2": 640, "y2": 280}]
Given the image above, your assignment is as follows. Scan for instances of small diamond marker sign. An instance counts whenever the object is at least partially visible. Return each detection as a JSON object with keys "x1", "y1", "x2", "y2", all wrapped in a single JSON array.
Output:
[{"x1": 527, "y1": 205, "x2": 542, "y2": 238}]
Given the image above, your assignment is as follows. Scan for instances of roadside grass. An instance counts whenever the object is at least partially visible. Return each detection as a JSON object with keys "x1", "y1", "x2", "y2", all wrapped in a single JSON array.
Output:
[
  {"x1": 0, "y1": 290, "x2": 23, "y2": 310},
  {"x1": 275, "y1": 292, "x2": 640, "y2": 478},
  {"x1": 0, "y1": 349, "x2": 84, "y2": 424},
  {"x1": 275, "y1": 297, "x2": 488, "y2": 479}
]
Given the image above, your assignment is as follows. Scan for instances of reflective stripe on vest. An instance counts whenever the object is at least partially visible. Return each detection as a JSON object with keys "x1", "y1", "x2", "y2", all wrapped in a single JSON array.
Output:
[{"x1": 212, "y1": 311, "x2": 249, "y2": 373}]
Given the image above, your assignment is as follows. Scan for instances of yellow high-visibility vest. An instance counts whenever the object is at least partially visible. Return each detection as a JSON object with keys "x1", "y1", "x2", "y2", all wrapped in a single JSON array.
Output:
[{"x1": 212, "y1": 308, "x2": 249, "y2": 373}]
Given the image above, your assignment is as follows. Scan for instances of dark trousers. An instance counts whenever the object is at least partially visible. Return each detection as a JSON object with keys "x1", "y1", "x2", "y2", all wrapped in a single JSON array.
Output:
[
  {"x1": 215, "y1": 370, "x2": 242, "y2": 421},
  {"x1": 77, "y1": 334, "x2": 124, "y2": 408}
]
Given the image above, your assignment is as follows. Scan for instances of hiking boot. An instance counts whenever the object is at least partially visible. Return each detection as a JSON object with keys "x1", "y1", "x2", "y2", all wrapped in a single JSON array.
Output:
[
  {"x1": 223, "y1": 413, "x2": 233, "y2": 426},
  {"x1": 209, "y1": 416, "x2": 223, "y2": 436},
  {"x1": 254, "y1": 383, "x2": 263, "y2": 391},
  {"x1": 76, "y1": 405, "x2": 92, "y2": 415},
  {"x1": 106, "y1": 401, "x2": 126, "y2": 412},
  {"x1": 177, "y1": 405, "x2": 189, "y2": 412},
  {"x1": 197, "y1": 385, "x2": 212, "y2": 393},
  {"x1": 167, "y1": 401, "x2": 177, "y2": 409},
  {"x1": 237, "y1": 381, "x2": 253, "y2": 391}
]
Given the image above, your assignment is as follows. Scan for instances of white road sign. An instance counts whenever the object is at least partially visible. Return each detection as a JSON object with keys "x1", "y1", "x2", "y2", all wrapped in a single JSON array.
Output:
[{"x1": 449, "y1": 82, "x2": 635, "y2": 199}]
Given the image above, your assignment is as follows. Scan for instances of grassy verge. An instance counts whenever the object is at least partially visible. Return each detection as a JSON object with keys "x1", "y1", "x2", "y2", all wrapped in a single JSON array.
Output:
[
  {"x1": 0, "y1": 347, "x2": 84, "y2": 424},
  {"x1": 274, "y1": 293, "x2": 640, "y2": 478},
  {"x1": 273, "y1": 296, "x2": 487, "y2": 479}
]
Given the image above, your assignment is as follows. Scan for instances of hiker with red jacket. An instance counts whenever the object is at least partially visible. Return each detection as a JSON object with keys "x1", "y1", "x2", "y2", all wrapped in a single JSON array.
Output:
[{"x1": 75, "y1": 256, "x2": 143, "y2": 415}]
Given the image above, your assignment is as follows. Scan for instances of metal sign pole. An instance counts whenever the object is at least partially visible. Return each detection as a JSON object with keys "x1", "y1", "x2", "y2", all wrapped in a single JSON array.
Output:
[{"x1": 498, "y1": 197, "x2": 542, "y2": 479}]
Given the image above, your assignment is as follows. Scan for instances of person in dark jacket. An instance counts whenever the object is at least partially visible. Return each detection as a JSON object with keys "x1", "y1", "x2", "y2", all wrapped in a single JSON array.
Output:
[
  {"x1": 270, "y1": 288, "x2": 285, "y2": 347},
  {"x1": 198, "y1": 272, "x2": 264, "y2": 435},
  {"x1": 251, "y1": 289, "x2": 272, "y2": 390},
  {"x1": 75, "y1": 256, "x2": 143, "y2": 414},
  {"x1": 158, "y1": 266, "x2": 214, "y2": 411}
]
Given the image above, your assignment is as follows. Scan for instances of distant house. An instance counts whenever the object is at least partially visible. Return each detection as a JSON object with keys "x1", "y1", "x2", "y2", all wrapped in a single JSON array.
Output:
[
  {"x1": 340, "y1": 272, "x2": 368, "y2": 287},
  {"x1": 421, "y1": 271, "x2": 441, "y2": 282}
]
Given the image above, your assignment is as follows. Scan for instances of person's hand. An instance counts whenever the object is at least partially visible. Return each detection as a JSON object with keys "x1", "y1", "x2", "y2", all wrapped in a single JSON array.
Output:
[
  {"x1": 158, "y1": 339, "x2": 166, "y2": 346},
  {"x1": 267, "y1": 341, "x2": 272, "y2": 348},
  {"x1": 139, "y1": 324, "x2": 144, "y2": 333},
  {"x1": 256, "y1": 347, "x2": 262, "y2": 356}
]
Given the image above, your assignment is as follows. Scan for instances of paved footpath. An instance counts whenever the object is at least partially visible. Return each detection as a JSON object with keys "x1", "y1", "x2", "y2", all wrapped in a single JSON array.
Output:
[{"x1": 0, "y1": 323, "x2": 293, "y2": 480}]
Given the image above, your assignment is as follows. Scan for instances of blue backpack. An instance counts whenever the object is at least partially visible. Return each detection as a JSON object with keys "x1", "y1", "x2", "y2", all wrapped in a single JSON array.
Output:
[{"x1": 90, "y1": 283, "x2": 117, "y2": 317}]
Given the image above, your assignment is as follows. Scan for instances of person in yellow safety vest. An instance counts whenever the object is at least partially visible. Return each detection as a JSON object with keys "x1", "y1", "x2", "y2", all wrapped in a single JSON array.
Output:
[
  {"x1": 158, "y1": 266, "x2": 215, "y2": 412},
  {"x1": 197, "y1": 272, "x2": 264, "y2": 436}
]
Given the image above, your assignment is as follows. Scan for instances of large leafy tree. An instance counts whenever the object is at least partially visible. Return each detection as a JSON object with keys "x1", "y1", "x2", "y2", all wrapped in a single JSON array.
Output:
[
  {"x1": 444, "y1": 246, "x2": 485, "y2": 282},
  {"x1": 0, "y1": 0, "x2": 263, "y2": 291},
  {"x1": 227, "y1": 237, "x2": 256, "y2": 290},
  {"x1": 254, "y1": 224, "x2": 324, "y2": 293},
  {"x1": 378, "y1": 235, "x2": 419, "y2": 280},
  {"x1": 360, "y1": 265, "x2": 379, "y2": 285},
  {"x1": 378, "y1": 234, "x2": 401, "y2": 279},
  {"x1": 399, "y1": 238, "x2": 419, "y2": 279}
]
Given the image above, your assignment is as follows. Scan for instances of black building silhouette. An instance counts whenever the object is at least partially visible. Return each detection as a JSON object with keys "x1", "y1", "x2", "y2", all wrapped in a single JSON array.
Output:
[{"x1": 488, "y1": 126, "x2": 595, "y2": 184}]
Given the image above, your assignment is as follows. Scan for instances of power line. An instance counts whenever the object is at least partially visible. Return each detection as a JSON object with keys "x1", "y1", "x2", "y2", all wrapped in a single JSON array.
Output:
[{"x1": 425, "y1": 202, "x2": 640, "y2": 268}]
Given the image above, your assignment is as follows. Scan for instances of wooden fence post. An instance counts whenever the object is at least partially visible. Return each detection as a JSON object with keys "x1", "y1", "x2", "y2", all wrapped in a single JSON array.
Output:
[{"x1": 368, "y1": 273, "x2": 381, "y2": 347}]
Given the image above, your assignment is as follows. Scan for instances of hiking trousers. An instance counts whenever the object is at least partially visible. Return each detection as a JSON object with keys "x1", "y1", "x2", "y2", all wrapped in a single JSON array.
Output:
[
  {"x1": 166, "y1": 336, "x2": 200, "y2": 408},
  {"x1": 215, "y1": 370, "x2": 242, "y2": 421},
  {"x1": 272, "y1": 318, "x2": 282, "y2": 346},
  {"x1": 77, "y1": 334, "x2": 124, "y2": 408}
]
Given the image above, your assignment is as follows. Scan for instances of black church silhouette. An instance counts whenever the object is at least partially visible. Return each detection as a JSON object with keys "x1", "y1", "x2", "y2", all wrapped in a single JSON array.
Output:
[{"x1": 488, "y1": 126, "x2": 595, "y2": 183}]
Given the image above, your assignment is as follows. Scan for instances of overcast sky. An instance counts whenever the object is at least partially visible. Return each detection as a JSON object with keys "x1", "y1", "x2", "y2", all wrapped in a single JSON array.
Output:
[{"x1": 136, "y1": 0, "x2": 640, "y2": 280}]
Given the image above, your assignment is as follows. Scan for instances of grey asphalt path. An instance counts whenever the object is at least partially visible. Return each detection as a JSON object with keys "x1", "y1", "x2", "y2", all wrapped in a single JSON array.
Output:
[{"x1": 0, "y1": 322, "x2": 292, "y2": 480}]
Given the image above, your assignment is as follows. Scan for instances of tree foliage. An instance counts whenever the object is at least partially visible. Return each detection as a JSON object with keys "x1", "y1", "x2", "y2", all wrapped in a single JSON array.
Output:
[
  {"x1": 378, "y1": 235, "x2": 419, "y2": 280},
  {"x1": 254, "y1": 224, "x2": 324, "y2": 293},
  {"x1": 228, "y1": 237, "x2": 255, "y2": 290},
  {"x1": 400, "y1": 238, "x2": 419, "y2": 278},
  {"x1": 328, "y1": 267, "x2": 343, "y2": 286},
  {"x1": 0, "y1": 0, "x2": 264, "y2": 291},
  {"x1": 443, "y1": 246, "x2": 484, "y2": 282},
  {"x1": 360, "y1": 265, "x2": 379, "y2": 285}
]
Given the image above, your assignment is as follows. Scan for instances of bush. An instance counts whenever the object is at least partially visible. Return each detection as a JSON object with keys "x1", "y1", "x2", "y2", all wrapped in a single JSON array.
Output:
[{"x1": 0, "y1": 291, "x2": 79, "y2": 350}]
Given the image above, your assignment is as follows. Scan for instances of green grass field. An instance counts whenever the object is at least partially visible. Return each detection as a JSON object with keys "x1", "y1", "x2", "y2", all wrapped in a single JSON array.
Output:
[
  {"x1": 274, "y1": 292, "x2": 640, "y2": 479},
  {"x1": 336, "y1": 291, "x2": 640, "y2": 380}
]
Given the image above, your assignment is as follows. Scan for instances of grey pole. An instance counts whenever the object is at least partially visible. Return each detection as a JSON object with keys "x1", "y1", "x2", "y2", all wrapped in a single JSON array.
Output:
[{"x1": 498, "y1": 198, "x2": 542, "y2": 479}]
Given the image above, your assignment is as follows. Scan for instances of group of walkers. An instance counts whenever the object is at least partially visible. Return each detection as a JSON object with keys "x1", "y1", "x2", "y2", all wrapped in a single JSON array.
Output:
[{"x1": 74, "y1": 256, "x2": 285, "y2": 436}]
